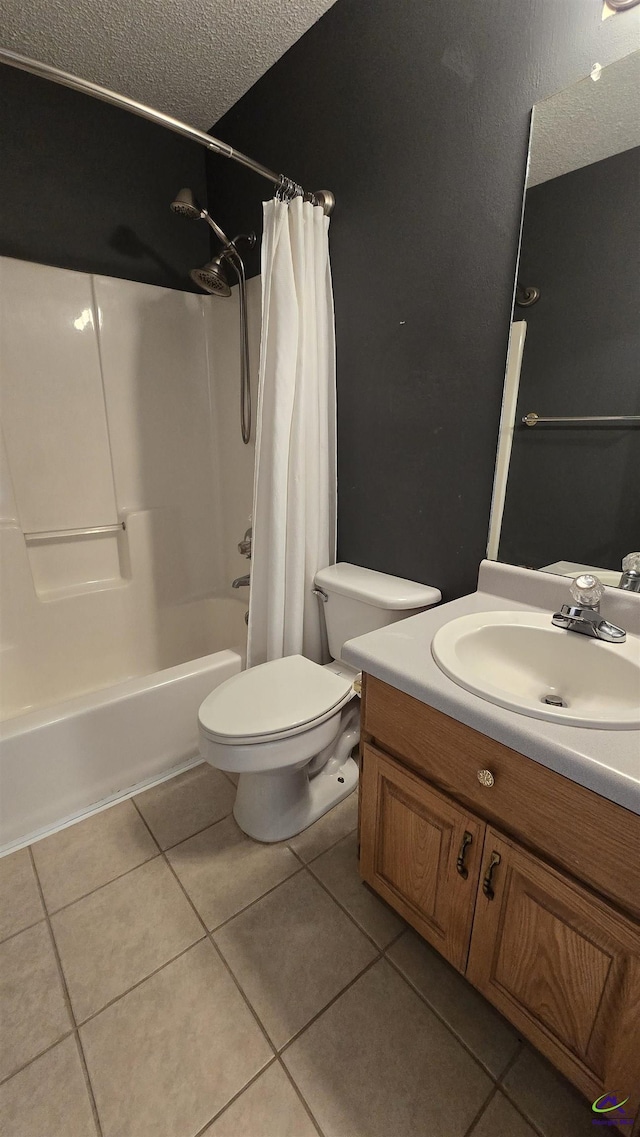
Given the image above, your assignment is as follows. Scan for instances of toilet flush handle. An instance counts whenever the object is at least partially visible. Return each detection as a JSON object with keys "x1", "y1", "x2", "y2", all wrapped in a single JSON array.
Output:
[{"x1": 312, "y1": 586, "x2": 328, "y2": 602}]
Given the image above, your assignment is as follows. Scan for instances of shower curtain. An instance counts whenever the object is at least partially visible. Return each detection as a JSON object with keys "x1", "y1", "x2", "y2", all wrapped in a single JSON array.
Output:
[{"x1": 247, "y1": 195, "x2": 337, "y2": 668}]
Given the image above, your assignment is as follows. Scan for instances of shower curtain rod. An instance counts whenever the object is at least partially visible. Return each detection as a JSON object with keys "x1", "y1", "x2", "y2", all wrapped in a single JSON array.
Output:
[{"x1": 0, "y1": 49, "x2": 335, "y2": 215}]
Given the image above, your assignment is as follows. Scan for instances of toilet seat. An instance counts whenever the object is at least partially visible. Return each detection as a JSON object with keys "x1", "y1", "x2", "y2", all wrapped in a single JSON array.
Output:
[{"x1": 198, "y1": 654, "x2": 354, "y2": 746}]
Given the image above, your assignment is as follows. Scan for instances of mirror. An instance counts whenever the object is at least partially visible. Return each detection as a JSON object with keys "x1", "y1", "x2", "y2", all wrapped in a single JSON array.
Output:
[{"x1": 488, "y1": 51, "x2": 640, "y2": 589}]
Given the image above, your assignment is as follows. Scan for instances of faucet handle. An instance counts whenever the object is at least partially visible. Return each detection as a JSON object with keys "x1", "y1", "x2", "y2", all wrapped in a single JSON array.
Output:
[
  {"x1": 238, "y1": 527, "x2": 252, "y2": 558},
  {"x1": 570, "y1": 574, "x2": 604, "y2": 608},
  {"x1": 622, "y1": 552, "x2": 640, "y2": 572}
]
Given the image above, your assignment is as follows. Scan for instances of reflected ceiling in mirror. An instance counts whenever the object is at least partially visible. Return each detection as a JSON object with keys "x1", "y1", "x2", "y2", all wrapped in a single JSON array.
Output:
[{"x1": 488, "y1": 50, "x2": 640, "y2": 591}]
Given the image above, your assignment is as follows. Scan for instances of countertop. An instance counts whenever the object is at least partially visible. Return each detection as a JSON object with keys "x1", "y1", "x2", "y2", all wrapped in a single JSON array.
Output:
[{"x1": 343, "y1": 560, "x2": 640, "y2": 816}]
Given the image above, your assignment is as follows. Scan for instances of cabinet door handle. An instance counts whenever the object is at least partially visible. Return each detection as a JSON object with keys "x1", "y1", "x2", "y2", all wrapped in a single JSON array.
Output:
[
  {"x1": 456, "y1": 831, "x2": 473, "y2": 879},
  {"x1": 482, "y1": 851, "x2": 501, "y2": 900}
]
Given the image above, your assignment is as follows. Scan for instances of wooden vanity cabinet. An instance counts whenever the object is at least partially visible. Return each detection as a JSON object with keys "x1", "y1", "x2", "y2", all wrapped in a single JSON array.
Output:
[
  {"x1": 359, "y1": 744, "x2": 485, "y2": 972},
  {"x1": 359, "y1": 675, "x2": 640, "y2": 1125},
  {"x1": 467, "y1": 829, "x2": 640, "y2": 1112}
]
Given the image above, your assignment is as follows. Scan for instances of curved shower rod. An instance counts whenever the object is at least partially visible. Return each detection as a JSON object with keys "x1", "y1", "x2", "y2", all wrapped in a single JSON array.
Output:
[{"x1": 0, "y1": 48, "x2": 335, "y2": 215}]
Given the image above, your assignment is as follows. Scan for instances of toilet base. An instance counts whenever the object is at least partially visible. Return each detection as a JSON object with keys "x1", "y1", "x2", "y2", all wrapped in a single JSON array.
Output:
[{"x1": 233, "y1": 755, "x2": 359, "y2": 843}]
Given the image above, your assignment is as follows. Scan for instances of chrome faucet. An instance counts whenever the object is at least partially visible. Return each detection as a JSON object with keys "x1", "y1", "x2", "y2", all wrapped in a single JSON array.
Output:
[
  {"x1": 232, "y1": 573, "x2": 250, "y2": 589},
  {"x1": 552, "y1": 575, "x2": 626, "y2": 643},
  {"x1": 620, "y1": 552, "x2": 640, "y2": 593},
  {"x1": 238, "y1": 527, "x2": 252, "y2": 559}
]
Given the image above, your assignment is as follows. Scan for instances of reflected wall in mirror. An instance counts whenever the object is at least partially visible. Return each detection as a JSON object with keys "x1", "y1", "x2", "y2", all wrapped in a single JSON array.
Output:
[{"x1": 488, "y1": 51, "x2": 640, "y2": 590}]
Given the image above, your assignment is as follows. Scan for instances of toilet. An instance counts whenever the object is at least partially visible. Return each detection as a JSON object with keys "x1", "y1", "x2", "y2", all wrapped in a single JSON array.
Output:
[{"x1": 198, "y1": 563, "x2": 440, "y2": 842}]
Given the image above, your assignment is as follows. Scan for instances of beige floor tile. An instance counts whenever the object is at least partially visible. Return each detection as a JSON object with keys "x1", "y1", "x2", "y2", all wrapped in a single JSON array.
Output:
[
  {"x1": 215, "y1": 870, "x2": 377, "y2": 1049},
  {"x1": 502, "y1": 1047, "x2": 598, "y2": 1137},
  {"x1": 167, "y1": 815, "x2": 299, "y2": 929},
  {"x1": 284, "y1": 958, "x2": 492, "y2": 1137},
  {"x1": 288, "y1": 791, "x2": 358, "y2": 862},
  {"x1": 134, "y1": 764, "x2": 236, "y2": 849},
  {"x1": 470, "y1": 1092, "x2": 538, "y2": 1137},
  {"x1": 0, "y1": 847, "x2": 44, "y2": 942},
  {"x1": 310, "y1": 831, "x2": 404, "y2": 947},
  {"x1": 52, "y1": 857, "x2": 204, "y2": 1022},
  {"x1": 0, "y1": 1036, "x2": 98, "y2": 1137},
  {"x1": 32, "y1": 801, "x2": 158, "y2": 912},
  {"x1": 80, "y1": 939, "x2": 272, "y2": 1137},
  {"x1": 203, "y1": 1062, "x2": 318, "y2": 1137},
  {"x1": 387, "y1": 930, "x2": 520, "y2": 1076},
  {"x1": 0, "y1": 922, "x2": 71, "y2": 1080}
]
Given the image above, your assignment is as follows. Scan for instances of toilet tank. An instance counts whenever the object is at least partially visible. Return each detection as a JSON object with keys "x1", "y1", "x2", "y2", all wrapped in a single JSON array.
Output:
[{"x1": 314, "y1": 563, "x2": 441, "y2": 662}]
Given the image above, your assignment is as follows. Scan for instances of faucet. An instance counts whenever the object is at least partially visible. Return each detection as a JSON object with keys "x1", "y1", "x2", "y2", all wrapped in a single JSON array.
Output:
[
  {"x1": 552, "y1": 574, "x2": 626, "y2": 643},
  {"x1": 232, "y1": 573, "x2": 250, "y2": 589},
  {"x1": 238, "y1": 527, "x2": 252, "y2": 559},
  {"x1": 620, "y1": 552, "x2": 640, "y2": 593}
]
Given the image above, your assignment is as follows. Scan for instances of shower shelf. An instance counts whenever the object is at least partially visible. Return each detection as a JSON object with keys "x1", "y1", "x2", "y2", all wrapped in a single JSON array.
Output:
[{"x1": 24, "y1": 522, "x2": 125, "y2": 544}]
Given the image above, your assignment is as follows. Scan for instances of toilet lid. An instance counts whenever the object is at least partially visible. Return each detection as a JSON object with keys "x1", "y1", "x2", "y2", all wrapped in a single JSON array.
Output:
[{"x1": 198, "y1": 654, "x2": 354, "y2": 743}]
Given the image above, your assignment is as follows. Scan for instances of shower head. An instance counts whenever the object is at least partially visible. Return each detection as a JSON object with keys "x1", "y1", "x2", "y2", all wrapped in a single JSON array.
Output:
[
  {"x1": 170, "y1": 187, "x2": 203, "y2": 220},
  {"x1": 190, "y1": 254, "x2": 232, "y2": 296}
]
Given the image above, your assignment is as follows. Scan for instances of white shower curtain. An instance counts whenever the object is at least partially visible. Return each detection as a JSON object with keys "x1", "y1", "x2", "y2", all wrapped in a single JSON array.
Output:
[{"x1": 247, "y1": 196, "x2": 337, "y2": 668}]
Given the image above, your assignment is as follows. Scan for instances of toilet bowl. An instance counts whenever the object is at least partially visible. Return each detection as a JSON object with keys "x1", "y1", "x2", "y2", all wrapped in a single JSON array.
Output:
[{"x1": 198, "y1": 563, "x2": 440, "y2": 842}]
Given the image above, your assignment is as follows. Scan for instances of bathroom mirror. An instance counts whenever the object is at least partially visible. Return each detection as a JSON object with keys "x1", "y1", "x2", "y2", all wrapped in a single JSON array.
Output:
[{"x1": 487, "y1": 50, "x2": 640, "y2": 588}]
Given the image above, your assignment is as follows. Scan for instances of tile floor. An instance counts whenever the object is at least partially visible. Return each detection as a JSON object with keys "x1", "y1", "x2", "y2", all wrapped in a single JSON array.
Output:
[{"x1": 0, "y1": 763, "x2": 600, "y2": 1137}]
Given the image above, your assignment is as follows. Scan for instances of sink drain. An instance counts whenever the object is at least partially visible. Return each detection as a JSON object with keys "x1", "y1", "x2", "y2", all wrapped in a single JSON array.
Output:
[{"x1": 541, "y1": 693, "x2": 567, "y2": 708}]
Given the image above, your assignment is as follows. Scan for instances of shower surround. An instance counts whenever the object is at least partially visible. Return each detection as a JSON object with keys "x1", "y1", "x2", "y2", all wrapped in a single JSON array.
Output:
[{"x1": 0, "y1": 255, "x2": 259, "y2": 849}]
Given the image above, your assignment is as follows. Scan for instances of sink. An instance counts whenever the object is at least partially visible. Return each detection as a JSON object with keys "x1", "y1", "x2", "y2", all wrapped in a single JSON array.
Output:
[{"x1": 431, "y1": 611, "x2": 640, "y2": 729}]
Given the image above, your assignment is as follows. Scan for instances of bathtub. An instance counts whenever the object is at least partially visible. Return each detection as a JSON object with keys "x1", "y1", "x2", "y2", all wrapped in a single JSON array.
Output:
[{"x1": 0, "y1": 645, "x2": 243, "y2": 853}]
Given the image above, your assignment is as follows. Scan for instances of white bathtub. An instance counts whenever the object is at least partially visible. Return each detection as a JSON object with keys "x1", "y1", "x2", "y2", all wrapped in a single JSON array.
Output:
[{"x1": 0, "y1": 646, "x2": 242, "y2": 853}]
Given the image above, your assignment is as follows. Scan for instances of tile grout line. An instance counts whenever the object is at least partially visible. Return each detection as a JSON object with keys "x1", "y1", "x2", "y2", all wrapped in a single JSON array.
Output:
[
  {"x1": 0, "y1": 1028, "x2": 76, "y2": 1088},
  {"x1": 0, "y1": 913, "x2": 48, "y2": 948},
  {"x1": 460, "y1": 1042, "x2": 528, "y2": 1137},
  {"x1": 276, "y1": 1054, "x2": 326, "y2": 1137},
  {"x1": 382, "y1": 949, "x2": 521, "y2": 1087},
  {"x1": 461, "y1": 1084, "x2": 500, "y2": 1137},
  {"x1": 278, "y1": 953, "x2": 383, "y2": 1059},
  {"x1": 381, "y1": 923, "x2": 410, "y2": 952},
  {"x1": 303, "y1": 862, "x2": 392, "y2": 955},
  {"x1": 27, "y1": 847, "x2": 105, "y2": 1137},
  {"x1": 193, "y1": 862, "x2": 306, "y2": 938},
  {"x1": 73, "y1": 935, "x2": 209, "y2": 1028},
  {"x1": 189, "y1": 1057, "x2": 280, "y2": 1137},
  {"x1": 141, "y1": 806, "x2": 238, "y2": 857},
  {"x1": 36, "y1": 848, "x2": 163, "y2": 918},
  {"x1": 139, "y1": 795, "x2": 388, "y2": 1070},
  {"x1": 151, "y1": 803, "x2": 384, "y2": 1074},
  {"x1": 285, "y1": 816, "x2": 359, "y2": 867},
  {"x1": 496, "y1": 1044, "x2": 551, "y2": 1137},
  {"x1": 131, "y1": 799, "x2": 280, "y2": 1060}
]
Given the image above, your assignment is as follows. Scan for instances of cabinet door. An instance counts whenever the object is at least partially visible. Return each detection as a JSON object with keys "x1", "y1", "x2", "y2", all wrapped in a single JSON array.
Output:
[
  {"x1": 467, "y1": 830, "x2": 640, "y2": 1118},
  {"x1": 359, "y1": 743, "x2": 485, "y2": 971}
]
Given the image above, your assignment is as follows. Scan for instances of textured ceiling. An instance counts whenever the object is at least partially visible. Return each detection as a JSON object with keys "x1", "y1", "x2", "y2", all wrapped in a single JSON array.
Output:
[
  {"x1": 0, "y1": 0, "x2": 338, "y2": 128},
  {"x1": 528, "y1": 49, "x2": 640, "y2": 186}
]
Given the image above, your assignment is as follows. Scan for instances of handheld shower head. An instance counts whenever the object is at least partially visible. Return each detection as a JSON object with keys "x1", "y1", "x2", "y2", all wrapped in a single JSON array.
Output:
[
  {"x1": 170, "y1": 187, "x2": 202, "y2": 220},
  {"x1": 190, "y1": 254, "x2": 232, "y2": 297}
]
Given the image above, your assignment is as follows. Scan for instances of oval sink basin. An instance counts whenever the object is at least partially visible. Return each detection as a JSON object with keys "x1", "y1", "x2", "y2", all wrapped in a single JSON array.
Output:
[{"x1": 431, "y1": 611, "x2": 640, "y2": 729}]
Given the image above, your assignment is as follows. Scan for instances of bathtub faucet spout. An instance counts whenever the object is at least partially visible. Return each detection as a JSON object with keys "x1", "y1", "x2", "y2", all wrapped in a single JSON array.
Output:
[{"x1": 232, "y1": 574, "x2": 250, "y2": 589}]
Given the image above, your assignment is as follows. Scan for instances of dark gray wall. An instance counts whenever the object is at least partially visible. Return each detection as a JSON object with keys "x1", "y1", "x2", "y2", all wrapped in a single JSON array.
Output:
[
  {"x1": 0, "y1": 66, "x2": 209, "y2": 291},
  {"x1": 207, "y1": 0, "x2": 639, "y2": 599},
  {"x1": 499, "y1": 146, "x2": 640, "y2": 571}
]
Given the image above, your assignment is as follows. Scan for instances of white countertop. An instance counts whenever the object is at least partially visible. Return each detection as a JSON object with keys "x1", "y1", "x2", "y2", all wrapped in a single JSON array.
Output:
[{"x1": 343, "y1": 561, "x2": 640, "y2": 816}]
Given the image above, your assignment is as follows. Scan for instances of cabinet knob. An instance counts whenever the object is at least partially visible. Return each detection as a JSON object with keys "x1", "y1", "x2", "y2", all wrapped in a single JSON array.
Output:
[{"x1": 477, "y1": 769, "x2": 495, "y2": 787}]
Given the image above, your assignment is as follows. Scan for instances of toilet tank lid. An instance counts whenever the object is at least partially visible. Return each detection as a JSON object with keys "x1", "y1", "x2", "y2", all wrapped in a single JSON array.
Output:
[{"x1": 314, "y1": 563, "x2": 441, "y2": 610}]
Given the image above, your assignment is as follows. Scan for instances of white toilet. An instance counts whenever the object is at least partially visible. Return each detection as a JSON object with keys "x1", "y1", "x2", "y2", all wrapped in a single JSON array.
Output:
[{"x1": 198, "y1": 563, "x2": 440, "y2": 842}]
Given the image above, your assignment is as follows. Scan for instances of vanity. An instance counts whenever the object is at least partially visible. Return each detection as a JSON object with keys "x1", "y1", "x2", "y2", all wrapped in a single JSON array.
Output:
[{"x1": 344, "y1": 562, "x2": 640, "y2": 1128}]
